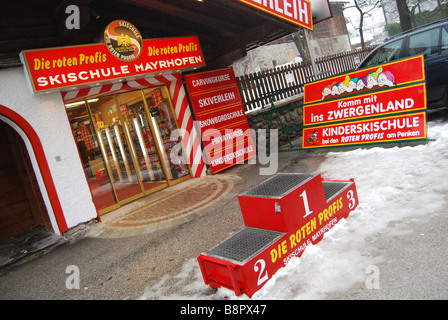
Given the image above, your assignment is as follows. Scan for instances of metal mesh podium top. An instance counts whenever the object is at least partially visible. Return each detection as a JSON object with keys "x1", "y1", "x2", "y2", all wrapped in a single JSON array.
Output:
[
  {"x1": 241, "y1": 173, "x2": 315, "y2": 198},
  {"x1": 322, "y1": 181, "x2": 351, "y2": 201},
  {"x1": 205, "y1": 227, "x2": 285, "y2": 264}
]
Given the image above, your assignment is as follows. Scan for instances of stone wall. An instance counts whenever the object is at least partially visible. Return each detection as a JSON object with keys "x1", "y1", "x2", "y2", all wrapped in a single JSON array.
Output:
[
  {"x1": 232, "y1": 41, "x2": 300, "y2": 77},
  {"x1": 246, "y1": 95, "x2": 304, "y2": 148}
]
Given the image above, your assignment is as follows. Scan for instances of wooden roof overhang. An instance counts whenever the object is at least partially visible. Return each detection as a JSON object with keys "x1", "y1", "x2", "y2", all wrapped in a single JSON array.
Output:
[{"x1": 1, "y1": 0, "x2": 301, "y2": 69}]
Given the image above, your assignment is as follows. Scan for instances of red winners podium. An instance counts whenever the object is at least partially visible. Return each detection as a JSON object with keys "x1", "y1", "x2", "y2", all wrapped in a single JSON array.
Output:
[{"x1": 197, "y1": 173, "x2": 358, "y2": 297}]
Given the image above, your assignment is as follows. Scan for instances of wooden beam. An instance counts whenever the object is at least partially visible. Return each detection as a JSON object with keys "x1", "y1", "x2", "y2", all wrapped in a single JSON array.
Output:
[
  {"x1": 210, "y1": 22, "x2": 273, "y2": 55},
  {"x1": 0, "y1": 25, "x2": 56, "y2": 41},
  {"x1": 215, "y1": 47, "x2": 247, "y2": 68},
  {"x1": 0, "y1": 37, "x2": 60, "y2": 54}
]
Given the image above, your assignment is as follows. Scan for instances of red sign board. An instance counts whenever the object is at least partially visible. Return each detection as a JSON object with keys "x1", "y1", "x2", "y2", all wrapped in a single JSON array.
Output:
[
  {"x1": 234, "y1": 0, "x2": 313, "y2": 30},
  {"x1": 21, "y1": 36, "x2": 205, "y2": 93},
  {"x1": 303, "y1": 112, "x2": 427, "y2": 148},
  {"x1": 303, "y1": 55, "x2": 425, "y2": 104},
  {"x1": 302, "y1": 55, "x2": 426, "y2": 149},
  {"x1": 184, "y1": 68, "x2": 256, "y2": 174},
  {"x1": 303, "y1": 83, "x2": 427, "y2": 126}
]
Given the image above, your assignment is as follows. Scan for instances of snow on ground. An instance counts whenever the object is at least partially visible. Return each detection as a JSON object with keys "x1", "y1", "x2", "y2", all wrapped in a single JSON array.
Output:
[{"x1": 140, "y1": 120, "x2": 448, "y2": 300}]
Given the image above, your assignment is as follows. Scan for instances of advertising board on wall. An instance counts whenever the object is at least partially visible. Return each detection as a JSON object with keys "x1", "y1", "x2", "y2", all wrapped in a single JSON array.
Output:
[
  {"x1": 302, "y1": 55, "x2": 427, "y2": 148},
  {"x1": 20, "y1": 21, "x2": 205, "y2": 93},
  {"x1": 184, "y1": 67, "x2": 256, "y2": 174}
]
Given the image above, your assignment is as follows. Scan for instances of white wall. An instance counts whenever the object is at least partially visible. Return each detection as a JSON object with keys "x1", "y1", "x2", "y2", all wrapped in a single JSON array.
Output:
[{"x1": 0, "y1": 67, "x2": 98, "y2": 234}]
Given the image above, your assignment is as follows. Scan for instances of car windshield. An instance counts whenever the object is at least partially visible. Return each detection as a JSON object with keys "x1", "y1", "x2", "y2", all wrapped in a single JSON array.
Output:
[{"x1": 361, "y1": 39, "x2": 403, "y2": 68}]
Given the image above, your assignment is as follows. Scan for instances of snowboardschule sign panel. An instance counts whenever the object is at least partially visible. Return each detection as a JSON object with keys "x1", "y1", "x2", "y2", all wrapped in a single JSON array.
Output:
[{"x1": 302, "y1": 55, "x2": 427, "y2": 149}]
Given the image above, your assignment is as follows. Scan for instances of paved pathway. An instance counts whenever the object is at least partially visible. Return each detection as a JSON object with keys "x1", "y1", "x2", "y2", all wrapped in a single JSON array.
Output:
[{"x1": 88, "y1": 175, "x2": 236, "y2": 239}]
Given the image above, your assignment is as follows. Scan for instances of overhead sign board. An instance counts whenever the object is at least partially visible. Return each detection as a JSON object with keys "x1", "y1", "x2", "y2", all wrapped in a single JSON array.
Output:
[
  {"x1": 302, "y1": 55, "x2": 427, "y2": 149},
  {"x1": 234, "y1": 0, "x2": 313, "y2": 30},
  {"x1": 21, "y1": 25, "x2": 205, "y2": 93},
  {"x1": 184, "y1": 67, "x2": 256, "y2": 174}
]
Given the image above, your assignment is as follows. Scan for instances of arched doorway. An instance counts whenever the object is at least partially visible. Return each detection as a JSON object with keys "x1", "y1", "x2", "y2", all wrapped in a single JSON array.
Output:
[
  {"x1": 0, "y1": 105, "x2": 68, "y2": 236},
  {"x1": 0, "y1": 120, "x2": 52, "y2": 239}
]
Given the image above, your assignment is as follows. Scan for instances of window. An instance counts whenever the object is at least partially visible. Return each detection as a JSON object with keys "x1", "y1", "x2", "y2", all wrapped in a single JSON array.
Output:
[
  {"x1": 408, "y1": 27, "x2": 440, "y2": 58},
  {"x1": 441, "y1": 26, "x2": 448, "y2": 54},
  {"x1": 362, "y1": 39, "x2": 403, "y2": 68}
]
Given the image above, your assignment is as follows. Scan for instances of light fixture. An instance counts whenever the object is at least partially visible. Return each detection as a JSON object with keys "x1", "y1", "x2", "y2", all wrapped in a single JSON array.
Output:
[{"x1": 65, "y1": 98, "x2": 99, "y2": 108}]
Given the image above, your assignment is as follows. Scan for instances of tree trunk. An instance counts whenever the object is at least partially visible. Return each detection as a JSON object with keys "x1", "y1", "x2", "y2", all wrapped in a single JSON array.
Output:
[
  {"x1": 354, "y1": 0, "x2": 365, "y2": 48},
  {"x1": 396, "y1": 0, "x2": 412, "y2": 31}
]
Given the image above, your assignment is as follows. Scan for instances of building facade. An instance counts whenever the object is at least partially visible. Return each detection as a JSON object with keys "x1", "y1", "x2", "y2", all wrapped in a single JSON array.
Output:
[{"x1": 0, "y1": 34, "x2": 208, "y2": 237}]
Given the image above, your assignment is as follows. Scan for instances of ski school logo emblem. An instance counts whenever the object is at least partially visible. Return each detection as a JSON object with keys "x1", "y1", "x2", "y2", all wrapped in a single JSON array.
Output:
[{"x1": 104, "y1": 20, "x2": 143, "y2": 62}]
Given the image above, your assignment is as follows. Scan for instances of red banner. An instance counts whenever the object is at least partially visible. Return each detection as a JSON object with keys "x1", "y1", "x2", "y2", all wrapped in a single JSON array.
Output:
[
  {"x1": 184, "y1": 68, "x2": 256, "y2": 174},
  {"x1": 21, "y1": 36, "x2": 205, "y2": 93},
  {"x1": 303, "y1": 112, "x2": 427, "y2": 148},
  {"x1": 303, "y1": 55, "x2": 425, "y2": 104},
  {"x1": 303, "y1": 83, "x2": 427, "y2": 126},
  {"x1": 234, "y1": 0, "x2": 313, "y2": 30}
]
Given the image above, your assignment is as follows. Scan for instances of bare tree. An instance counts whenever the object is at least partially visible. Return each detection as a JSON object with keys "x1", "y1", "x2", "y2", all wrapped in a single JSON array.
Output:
[
  {"x1": 384, "y1": 0, "x2": 447, "y2": 31},
  {"x1": 345, "y1": 0, "x2": 382, "y2": 48}
]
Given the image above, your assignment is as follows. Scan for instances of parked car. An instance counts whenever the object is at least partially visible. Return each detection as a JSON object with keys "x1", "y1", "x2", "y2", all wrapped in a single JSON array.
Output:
[{"x1": 357, "y1": 18, "x2": 448, "y2": 108}]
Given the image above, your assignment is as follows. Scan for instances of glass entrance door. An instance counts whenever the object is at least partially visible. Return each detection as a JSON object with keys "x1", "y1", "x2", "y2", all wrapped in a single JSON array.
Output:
[
  {"x1": 88, "y1": 96, "x2": 145, "y2": 204},
  {"x1": 115, "y1": 90, "x2": 168, "y2": 192},
  {"x1": 66, "y1": 86, "x2": 192, "y2": 215}
]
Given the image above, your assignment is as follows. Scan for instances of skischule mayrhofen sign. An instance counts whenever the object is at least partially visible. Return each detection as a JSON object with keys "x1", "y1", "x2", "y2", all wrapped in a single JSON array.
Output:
[
  {"x1": 302, "y1": 55, "x2": 427, "y2": 148},
  {"x1": 20, "y1": 20, "x2": 205, "y2": 93}
]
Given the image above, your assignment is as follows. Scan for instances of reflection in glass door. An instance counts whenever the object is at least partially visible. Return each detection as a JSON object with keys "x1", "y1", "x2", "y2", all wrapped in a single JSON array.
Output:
[
  {"x1": 65, "y1": 100, "x2": 118, "y2": 213},
  {"x1": 115, "y1": 90, "x2": 168, "y2": 192},
  {"x1": 143, "y1": 87, "x2": 191, "y2": 182}
]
